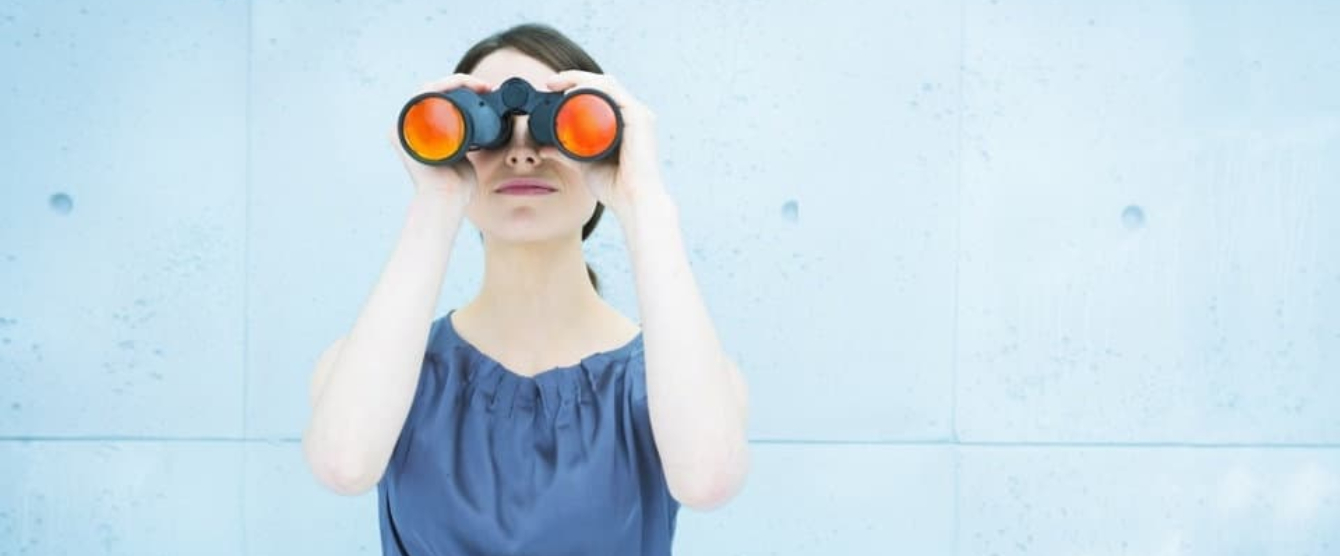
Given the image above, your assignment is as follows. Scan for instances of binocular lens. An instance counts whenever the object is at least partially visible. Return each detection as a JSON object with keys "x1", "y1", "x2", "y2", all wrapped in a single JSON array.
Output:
[
  {"x1": 555, "y1": 93, "x2": 620, "y2": 159},
  {"x1": 402, "y1": 96, "x2": 466, "y2": 162}
]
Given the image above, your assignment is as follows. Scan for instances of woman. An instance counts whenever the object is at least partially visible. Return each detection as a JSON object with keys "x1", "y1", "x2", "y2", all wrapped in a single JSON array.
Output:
[{"x1": 302, "y1": 23, "x2": 751, "y2": 555}]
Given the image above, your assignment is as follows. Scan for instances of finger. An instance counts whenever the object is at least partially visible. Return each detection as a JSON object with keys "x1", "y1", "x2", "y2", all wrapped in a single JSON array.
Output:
[
  {"x1": 547, "y1": 71, "x2": 640, "y2": 114},
  {"x1": 419, "y1": 75, "x2": 490, "y2": 94},
  {"x1": 544, "y1": 70, "x2": 600, "y2": 91},
  {"x1": 418, "y1": 73, "x2": 492, "y2": 95}
]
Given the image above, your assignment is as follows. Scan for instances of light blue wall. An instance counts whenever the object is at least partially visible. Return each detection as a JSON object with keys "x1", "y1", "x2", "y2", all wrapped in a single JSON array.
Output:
[{"x1": 2, "y1": 0, "x2": 1337, "y2": 554}]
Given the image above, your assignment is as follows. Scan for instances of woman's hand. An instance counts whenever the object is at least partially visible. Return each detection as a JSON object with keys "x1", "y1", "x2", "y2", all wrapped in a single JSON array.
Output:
[
  {"x1": 389, "y1": 74, "x2": 493, "y2": 210},
  {"x1": 543, "y1": 71, "x2": 668, "y2": 218}
]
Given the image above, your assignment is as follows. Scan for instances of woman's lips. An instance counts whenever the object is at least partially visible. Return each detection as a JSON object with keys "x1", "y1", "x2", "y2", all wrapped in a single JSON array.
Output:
[
  {"x1": 497, "y1": 186, "x2": 556, "y2": 195},
  {"x1": 495, "y1": 178, "x2": 557, "y2": 195}
]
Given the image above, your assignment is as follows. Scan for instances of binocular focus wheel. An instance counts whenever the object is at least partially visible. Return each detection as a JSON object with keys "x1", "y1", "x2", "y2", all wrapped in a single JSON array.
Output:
[
  {"x1": 400, "y1": 95, "x2": 467, "y2": 164},
  {"x1": 554, "y1": 91, "x2": 622, "y2": 161}
]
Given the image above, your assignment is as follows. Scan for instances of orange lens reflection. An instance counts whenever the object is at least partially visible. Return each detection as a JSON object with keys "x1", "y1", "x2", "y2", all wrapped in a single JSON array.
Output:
[
  {"x1": 555, "y1": 93, "x2": 618, "y2": 158},
  {"x1": 402, "y1": 97, "x2": 465, "y2": 161}
]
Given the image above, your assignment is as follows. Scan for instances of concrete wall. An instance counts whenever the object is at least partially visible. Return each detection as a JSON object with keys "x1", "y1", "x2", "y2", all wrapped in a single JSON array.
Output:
[{"x1": 2, "y1": 0, "x2": 1337, "y2": 553}]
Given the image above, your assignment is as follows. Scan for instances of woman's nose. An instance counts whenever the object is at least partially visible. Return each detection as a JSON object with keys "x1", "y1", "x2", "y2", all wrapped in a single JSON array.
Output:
[{"x1": 505, "y1": 115, "x2": 540, "y2": 168}]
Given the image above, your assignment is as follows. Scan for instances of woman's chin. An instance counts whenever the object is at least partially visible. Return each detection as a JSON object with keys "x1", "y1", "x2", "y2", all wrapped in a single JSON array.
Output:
[{"x1": 481, "y1": 224, "x2": 572, "y2": 246}]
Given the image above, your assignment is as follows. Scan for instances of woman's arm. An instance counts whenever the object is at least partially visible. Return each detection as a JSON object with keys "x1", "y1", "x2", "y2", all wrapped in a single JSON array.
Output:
[
  {"x1": 623, "y1": 187, "x2": 751, "y2": 511},
  {"x1": 540, "y1": 70, "x2": 751, "y2": 510},
  {"x1": 302, "y1": 192, "x2": 466, "y2": 495}
]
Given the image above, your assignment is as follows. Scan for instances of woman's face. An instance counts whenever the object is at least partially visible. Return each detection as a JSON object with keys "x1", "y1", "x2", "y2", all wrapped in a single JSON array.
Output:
[{"x1": 463, "y1": 48, "x2": 600, "y2": 245}]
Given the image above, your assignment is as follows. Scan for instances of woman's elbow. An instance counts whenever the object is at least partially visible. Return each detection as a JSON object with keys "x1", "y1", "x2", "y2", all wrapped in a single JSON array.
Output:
[
  {"x1": 669, "y1": 449, "x2": 751, "y2": 511},
  {"x1": 302, "y1": 434, "x2": 382, "y2": 496}
]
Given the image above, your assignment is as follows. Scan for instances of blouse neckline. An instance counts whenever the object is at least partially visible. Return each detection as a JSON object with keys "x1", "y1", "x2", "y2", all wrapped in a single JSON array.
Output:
[{"x1": 443, "y1": 309, "x2": 644, "y2": 382}]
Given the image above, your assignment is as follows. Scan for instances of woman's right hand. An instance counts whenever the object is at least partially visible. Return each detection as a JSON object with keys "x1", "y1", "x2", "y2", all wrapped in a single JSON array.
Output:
[{"x1": 389, "y1": 74, "x2": 493, "y2": 209}]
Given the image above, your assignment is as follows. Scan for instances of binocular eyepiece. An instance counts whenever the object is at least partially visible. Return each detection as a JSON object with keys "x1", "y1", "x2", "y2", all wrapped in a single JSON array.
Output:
[{"x1": 398, "y1": 77, "x2": 623, "y2": 166}]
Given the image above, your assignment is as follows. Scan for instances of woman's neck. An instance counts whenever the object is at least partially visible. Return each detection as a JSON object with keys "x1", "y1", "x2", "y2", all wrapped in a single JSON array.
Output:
[{"x1": 464, "y1": 234, "x2": 607, "y2": 344}]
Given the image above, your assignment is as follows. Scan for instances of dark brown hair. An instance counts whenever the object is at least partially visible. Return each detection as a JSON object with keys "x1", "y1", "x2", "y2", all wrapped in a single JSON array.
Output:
[{"x1": 454, "y1": 23, "x2": 606, "y2": 294}]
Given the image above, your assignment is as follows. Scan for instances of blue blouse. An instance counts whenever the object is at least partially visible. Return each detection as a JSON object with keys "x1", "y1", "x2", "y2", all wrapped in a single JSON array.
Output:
[{"x1": 376, "y1": 310, "x2": 680, "y2": 555}]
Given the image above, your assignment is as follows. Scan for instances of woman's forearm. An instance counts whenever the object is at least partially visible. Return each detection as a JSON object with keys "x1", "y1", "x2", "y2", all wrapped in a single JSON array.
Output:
[
  {"x1": 621, "y1": 188, "x2": 751, "y2": 510},
  {"x1": 302, "y1": 191, "x2": 466, "y2": 495}
]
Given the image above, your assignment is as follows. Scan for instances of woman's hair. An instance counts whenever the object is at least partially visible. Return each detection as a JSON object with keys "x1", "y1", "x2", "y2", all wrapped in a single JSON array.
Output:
[{"x1": 454, "y1": 23, "x2": 607, "y2": 295}]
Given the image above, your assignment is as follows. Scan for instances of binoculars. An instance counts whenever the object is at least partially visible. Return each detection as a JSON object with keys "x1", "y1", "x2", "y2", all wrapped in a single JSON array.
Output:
[{"x1": 398, "y1": 76, "x2": 623, "y2": 166}]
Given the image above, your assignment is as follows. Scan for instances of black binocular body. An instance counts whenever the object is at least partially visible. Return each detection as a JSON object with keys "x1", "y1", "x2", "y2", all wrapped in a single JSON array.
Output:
[{"x1": 398, "y1": 77, "x2": 623, "y2": 166}]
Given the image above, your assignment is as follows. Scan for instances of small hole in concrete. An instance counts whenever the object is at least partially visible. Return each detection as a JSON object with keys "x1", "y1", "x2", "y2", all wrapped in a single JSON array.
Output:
[
  {"x1": 1121, "y1": 205, "x2": 1145, "y2": 230},
  {"x1": 49, "y1": 193, "x2": 74, "y2": 215},
  {"x1": 781, "y1": 200, "x2": 799, "y2": 223}
]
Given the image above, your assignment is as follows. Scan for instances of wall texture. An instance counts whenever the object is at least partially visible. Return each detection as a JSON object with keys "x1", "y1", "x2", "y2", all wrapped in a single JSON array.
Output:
[{"x1": 1, "y1": 0, "x2": 1337, "y2": 554}]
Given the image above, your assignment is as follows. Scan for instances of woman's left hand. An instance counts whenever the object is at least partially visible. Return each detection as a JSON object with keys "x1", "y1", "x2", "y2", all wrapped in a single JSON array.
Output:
[{"x1": 543, "y1": 71, "x2": 667, "y2": 218}]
